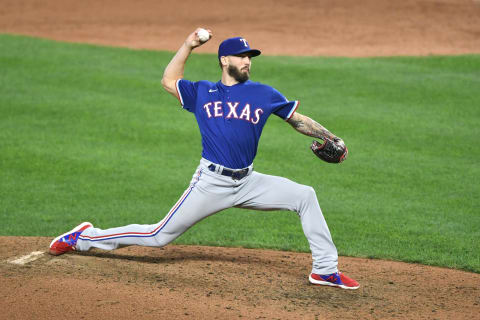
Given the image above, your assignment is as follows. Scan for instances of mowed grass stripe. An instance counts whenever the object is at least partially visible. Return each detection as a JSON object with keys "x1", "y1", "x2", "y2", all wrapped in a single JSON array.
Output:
[{"x1": 1, "y1": 34, "x2": 478, "y2": 272}]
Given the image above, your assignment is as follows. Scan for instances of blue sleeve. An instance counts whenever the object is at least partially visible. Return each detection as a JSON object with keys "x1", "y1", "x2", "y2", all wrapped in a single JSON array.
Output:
[
  {"x1": 271, "y1": 88, "x2": 299, "y2": 121},
  {"x1": 176, "y1": 79, "x2": 198, "y2": 112}
]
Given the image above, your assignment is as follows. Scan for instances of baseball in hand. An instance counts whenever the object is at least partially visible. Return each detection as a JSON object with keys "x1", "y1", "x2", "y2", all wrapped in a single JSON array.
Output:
[{"x1": 197, "y1": 28, "x2": 210, "y2": 42}]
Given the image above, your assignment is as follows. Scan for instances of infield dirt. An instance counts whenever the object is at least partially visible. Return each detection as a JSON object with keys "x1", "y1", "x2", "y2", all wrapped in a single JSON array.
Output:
[{"x1": 1, "y1": 0, "x2": 479, "y2": 319}]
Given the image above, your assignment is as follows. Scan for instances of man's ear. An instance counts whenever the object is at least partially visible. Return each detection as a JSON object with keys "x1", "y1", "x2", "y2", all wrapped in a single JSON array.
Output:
[{"x1": 220, "y1": 56, "x2": 228, "y2": 68}]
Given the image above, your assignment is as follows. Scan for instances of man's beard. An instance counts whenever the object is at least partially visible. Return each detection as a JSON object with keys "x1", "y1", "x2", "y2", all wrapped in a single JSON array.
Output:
[{"x1": 227, "y1": 65, "x2": 250, "y2": 83}]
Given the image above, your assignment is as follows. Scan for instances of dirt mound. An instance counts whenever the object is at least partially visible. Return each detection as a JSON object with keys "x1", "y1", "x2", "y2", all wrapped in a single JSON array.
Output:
[{"x1": 1, "y1": 237, "x2": 479, "y2": 319}]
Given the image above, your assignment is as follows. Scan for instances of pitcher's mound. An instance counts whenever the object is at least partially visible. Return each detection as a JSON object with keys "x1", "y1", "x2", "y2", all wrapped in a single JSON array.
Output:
[{"x1": 1, "y1": 237, "x2": 479, "y2": 319}]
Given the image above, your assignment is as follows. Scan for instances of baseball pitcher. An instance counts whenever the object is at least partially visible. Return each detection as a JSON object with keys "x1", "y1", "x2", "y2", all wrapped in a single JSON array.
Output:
[{"x1": 49, "y1": 28, "x2": 358, "y2": 290}]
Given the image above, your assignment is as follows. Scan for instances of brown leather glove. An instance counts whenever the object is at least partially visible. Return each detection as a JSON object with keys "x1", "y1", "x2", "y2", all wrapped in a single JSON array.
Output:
[{"x1": 311, "y1": 138, "x2": 348, "y2": 163}]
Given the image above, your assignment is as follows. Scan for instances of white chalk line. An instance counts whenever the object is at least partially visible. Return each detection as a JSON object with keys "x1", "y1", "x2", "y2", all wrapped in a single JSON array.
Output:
[{"x1": 8, "y1": 251, "x2": 45, "y2": 265}]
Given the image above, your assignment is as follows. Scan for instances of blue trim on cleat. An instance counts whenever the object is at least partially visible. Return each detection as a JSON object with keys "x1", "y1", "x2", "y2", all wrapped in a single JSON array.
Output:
[
  {"x1": 309, "y1": 272, "x2": 360, "y2": 290},
  {"x1": 49, "y1": 222, "x2": 93, "y2": 255}
]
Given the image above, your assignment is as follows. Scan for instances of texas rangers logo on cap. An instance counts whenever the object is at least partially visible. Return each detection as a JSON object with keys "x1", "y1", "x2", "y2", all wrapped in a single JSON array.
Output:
[{"x1": 218, "y1": 37, "x2": 262, "y2": 59}]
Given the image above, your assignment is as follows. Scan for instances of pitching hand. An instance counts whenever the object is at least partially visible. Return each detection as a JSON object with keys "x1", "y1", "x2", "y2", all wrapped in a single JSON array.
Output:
[{"x1": 185, "y1": 28, "x2": 213, "y2": 49}]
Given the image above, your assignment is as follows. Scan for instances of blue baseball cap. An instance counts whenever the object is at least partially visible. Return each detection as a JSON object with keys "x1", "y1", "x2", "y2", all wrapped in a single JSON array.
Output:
[{"x1": 218, "y1": 37, "x2": 261, "y2": 60}]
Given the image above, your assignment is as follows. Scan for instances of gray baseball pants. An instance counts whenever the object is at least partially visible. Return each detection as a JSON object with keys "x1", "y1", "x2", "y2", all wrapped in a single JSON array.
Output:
[{"x1": 76, "y1": 158, "x2": 339, "y2": 275}]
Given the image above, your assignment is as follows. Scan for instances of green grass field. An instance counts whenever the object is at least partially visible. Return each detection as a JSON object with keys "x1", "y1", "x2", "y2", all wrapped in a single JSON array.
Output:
[{"x1": 1, "y1": 34, "x2": 479, "y2": 272}]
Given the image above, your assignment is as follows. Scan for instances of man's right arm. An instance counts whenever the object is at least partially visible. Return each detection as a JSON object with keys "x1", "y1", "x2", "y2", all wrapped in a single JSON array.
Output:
[{"x1": 161, "y1": 28, "x2": 212, "y2": 100}]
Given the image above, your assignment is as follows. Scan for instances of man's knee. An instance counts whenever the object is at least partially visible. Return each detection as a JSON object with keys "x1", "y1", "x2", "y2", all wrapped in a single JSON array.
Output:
[
  {"x1": 291, "y1": 184, "x2": 318, "y2": 211},
  {"x1": 153, "y1": 232, "x2": 175, "y2": 247},
  {"x1": 299, "y1": 185, "x2": 317, "y2": 201}
]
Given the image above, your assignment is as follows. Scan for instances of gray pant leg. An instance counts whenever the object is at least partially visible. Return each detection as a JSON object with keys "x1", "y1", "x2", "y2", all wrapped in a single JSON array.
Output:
[
  {"x1": 234, "y1": 171, "x2": 338, "y2": 275},
  {"x1": 76, "y1": 166, "x2": 235, "y2": 251}
]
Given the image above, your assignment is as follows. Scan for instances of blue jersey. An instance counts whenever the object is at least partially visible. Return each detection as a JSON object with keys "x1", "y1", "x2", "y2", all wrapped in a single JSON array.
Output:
[{"x1": 176, "y1": 79, "x2": 299, "y2": 169}]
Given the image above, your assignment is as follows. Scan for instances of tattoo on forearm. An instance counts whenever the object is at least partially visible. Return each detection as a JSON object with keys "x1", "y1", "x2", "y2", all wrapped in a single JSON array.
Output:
[{"x1": 288, "y1": 116, "x2": 335, "y2": 140}]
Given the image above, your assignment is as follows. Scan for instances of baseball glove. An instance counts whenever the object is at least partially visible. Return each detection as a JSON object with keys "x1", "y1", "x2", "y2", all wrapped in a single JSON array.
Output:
[{"x1": 310, "y1": 138, "x2": 348, "y2": 163}]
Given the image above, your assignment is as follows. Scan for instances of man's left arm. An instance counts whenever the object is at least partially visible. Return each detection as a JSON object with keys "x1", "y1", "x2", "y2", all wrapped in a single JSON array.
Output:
[{"x1": 287, "y1": 112, "x2": 343, "y2": 143}]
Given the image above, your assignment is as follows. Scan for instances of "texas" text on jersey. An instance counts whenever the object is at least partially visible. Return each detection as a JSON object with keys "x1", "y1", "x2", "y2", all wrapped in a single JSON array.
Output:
[{"x1": 203, "y1": 101, "x2": 264, "y2": 124}]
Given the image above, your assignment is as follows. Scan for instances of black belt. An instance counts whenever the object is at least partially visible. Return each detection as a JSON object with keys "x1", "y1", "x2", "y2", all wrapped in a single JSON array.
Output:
[{"x1": 208, "y1": 164, "x2": 250, "y2": 180}]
